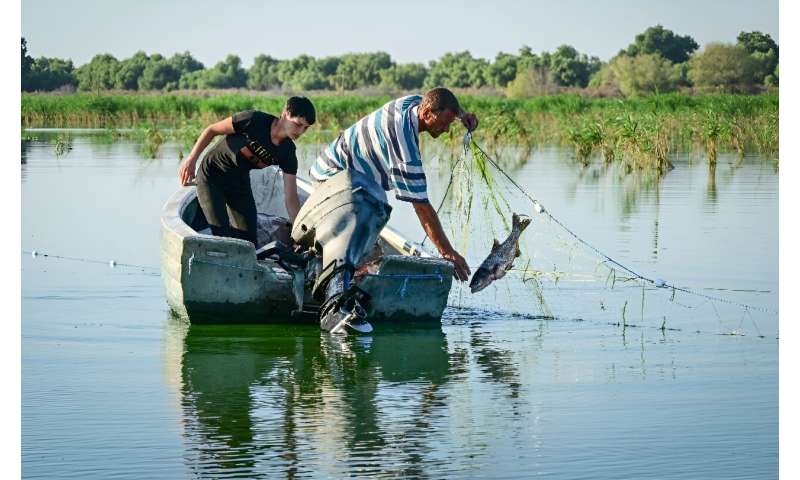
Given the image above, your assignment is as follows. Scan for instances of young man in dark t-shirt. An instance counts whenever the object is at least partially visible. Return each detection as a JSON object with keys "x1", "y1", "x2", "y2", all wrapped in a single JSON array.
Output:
[{"x1": 177, "y1": 97, "x2": 316, "y2": 245}]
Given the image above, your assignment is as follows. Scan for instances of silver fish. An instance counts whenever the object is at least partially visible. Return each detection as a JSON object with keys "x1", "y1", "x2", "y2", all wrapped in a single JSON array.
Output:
[{"x1": 469, "y1": 213, "x2": 532, "y2": 293}]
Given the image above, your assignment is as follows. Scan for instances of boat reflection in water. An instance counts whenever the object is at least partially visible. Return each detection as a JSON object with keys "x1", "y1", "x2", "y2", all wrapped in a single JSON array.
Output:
[{"x1": 163, "y1": 316, "x2": 457, "y2": 478}]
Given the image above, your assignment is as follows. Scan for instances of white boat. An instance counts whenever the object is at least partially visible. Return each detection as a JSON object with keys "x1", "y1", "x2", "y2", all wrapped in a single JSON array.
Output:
[{"x1": 160, "y1": 169, "x2": 454, "y2": 324}]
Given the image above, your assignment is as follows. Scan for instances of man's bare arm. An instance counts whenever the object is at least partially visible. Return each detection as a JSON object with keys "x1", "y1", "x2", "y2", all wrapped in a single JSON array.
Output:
[
  {"x1": 178, "y1": 117, "x2": 235, "y2": 185},
  {"x1": 282, "y1": 173, "x2": 301, "y2": 223},
  {"x1": 413, "y1": 202, "x2": 471, "y2": 282}
]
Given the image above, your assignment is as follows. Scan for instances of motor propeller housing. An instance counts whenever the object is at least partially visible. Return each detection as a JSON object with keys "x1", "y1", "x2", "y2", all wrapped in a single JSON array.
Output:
[{"x1": 291, "y1": 170, "x2": 391, "y2": 332}]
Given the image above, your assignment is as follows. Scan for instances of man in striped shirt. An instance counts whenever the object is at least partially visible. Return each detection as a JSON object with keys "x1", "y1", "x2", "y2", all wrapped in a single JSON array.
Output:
[{"x1": 310, "y1": 88, "x2": 478, "y2": 282}]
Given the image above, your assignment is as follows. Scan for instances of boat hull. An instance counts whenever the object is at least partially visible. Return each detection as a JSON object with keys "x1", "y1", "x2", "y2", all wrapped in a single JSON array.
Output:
[{"x1": 160, "y1": 169, "x2": 453, "y2": 324}]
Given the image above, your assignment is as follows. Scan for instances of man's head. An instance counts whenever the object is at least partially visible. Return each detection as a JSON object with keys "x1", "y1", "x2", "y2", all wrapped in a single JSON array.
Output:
[
  {"x1": 419, "y1": 88, "x2": 462, "y2": 138},
  {"x1": 282, "y1": 96, "x2": 316, "y2": 140}
]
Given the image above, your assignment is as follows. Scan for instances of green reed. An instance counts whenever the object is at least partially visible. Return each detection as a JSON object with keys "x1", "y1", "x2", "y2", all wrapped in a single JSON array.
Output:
[
  {"x1": 53, "y1": 133, "x2": 72, "y2": 157},
  {"x1": 22, "y1": 92, "x2": 778, "y2": 168}
]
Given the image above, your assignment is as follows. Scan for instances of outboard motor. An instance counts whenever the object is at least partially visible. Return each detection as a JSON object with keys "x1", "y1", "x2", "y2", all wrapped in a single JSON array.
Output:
[{"x1": 291, "y1": 170, "x2": 392, "y2": 333}]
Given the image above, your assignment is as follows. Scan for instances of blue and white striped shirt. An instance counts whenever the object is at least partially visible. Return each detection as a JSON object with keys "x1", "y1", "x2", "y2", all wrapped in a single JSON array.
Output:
[{"x1": 310, "y1": 95, "x2": 429, "y2": 203}]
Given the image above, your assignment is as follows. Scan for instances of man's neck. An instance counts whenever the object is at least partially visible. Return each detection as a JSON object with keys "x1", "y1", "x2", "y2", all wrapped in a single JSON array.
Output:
[{"x1": 271, "y1": 117, "x2": 286, "y2": 144}]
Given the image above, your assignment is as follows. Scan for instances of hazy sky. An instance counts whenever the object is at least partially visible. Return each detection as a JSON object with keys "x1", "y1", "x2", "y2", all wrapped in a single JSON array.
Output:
[{"x1": 21, "y1": 0, "x2": 778, "y2": 67}]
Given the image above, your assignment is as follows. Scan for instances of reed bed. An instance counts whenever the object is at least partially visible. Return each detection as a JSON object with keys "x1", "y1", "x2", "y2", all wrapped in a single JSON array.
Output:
[{"x1": 22, "y1": 93, "x2": 778, "y2": 168}]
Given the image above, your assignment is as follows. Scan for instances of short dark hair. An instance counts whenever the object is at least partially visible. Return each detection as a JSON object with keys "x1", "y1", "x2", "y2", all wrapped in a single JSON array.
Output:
[
  {"x1": 421, "y1": 88, "x2": 461, "y2": 115},
  {"x1": 285, "y1": 96, "x2": 316, "y2": 125}
]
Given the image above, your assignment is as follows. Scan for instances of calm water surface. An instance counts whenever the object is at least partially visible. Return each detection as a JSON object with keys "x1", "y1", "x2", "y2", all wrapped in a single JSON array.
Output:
[{"x1": 21, "y1": 131, "x2": 778, "y2": 479}]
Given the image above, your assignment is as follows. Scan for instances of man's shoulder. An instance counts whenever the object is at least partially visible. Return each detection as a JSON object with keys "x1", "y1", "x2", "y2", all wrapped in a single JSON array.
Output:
[
  {"x1": 380, "y1": 95, "x2": 423, "y2": 111},
  {"x1": 396, "y1": 95, "x2": 423, "y2": 109},
  {"x1": 252, "y1": 111, "x2": 276, "y2": 125},
  {"x1": 233, "y1": 110, "x2": 273, "y2": 128}
]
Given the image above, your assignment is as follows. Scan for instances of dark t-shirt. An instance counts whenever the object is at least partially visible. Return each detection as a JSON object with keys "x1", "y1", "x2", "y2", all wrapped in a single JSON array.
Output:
[{"x1": 199, "y1": 110, "x2": 298, "y2": 179}]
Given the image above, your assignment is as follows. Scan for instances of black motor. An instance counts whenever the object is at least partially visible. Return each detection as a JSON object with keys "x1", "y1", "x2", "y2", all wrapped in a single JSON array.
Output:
[{"x1": 291, "y1": 170, "x2": 392, "y2": 333}]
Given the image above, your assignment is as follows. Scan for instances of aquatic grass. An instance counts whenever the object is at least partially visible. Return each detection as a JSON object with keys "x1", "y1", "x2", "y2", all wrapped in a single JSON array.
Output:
[
  {"x1": 53, "y1": 133, "x2": 73, "y2": 156},
  {"x1": 726, "y1": 118, "x2": 746, "y2": 159},
  {"x1": 566, "y1": 121, "x2": 603, "y2": 163},
  {"x1": 520, "y1": 260, "x2": 553, "y2": 318},
  {"x1": 140, "y1": 125, "x2": 165, "y2": 159},
  {"x1": 22, "y1": 92, "x2": 778, "y2": 168},
  {"x1": 564, "y1": 114, "x2": 674, "y2": 174},
  {"x1": 701, "y1": 111, "x2": 722, "y2": 165},
  {"x1": 751, "y1": 111, "x2": 779, "y2": 160}
]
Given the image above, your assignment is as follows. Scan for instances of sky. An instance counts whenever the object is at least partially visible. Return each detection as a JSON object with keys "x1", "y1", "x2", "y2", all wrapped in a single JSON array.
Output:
[{"x1": 21, "y1": 0, "x2": 778, "y2": 67}]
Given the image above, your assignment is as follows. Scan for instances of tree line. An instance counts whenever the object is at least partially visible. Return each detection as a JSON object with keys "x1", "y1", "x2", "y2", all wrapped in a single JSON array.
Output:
[{"x1": 21, "y1": 25, "x2": 778, "y2": 96}]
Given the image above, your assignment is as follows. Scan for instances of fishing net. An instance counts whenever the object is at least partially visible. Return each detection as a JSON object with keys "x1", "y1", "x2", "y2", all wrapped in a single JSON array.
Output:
[{"x1": 423, "y1": 135, "x2": 775, "y2": 339}]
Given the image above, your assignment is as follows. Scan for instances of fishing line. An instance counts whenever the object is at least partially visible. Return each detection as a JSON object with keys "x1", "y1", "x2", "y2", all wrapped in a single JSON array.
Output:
[
  {"x1": 23, "y1": 249, "x2": 159, "y2": 274},
  {"x1": 444, "y1": 304, "x2": 772, "y2": 340},
  {"x1": 24, "y1": 249, "x2": 446, "y2": 291},
  {"x1": 420, "y1": 137, "x2": 469, "y2": 247}
]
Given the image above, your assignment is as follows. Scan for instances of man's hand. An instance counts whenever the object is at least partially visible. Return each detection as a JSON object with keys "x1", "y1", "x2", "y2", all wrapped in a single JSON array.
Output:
[
  {"x1": 459, "y1": 111, "x2": 479, "y2": 132},
  {"x1": 442, "y1": 249, "x2": 471, "y2": 282},
  {"x1": 412, "y1": 202, "x2": 471, "y2": 282},
  {"x1": 178, "y1": 157, "x2": 197, "y2": 186}
]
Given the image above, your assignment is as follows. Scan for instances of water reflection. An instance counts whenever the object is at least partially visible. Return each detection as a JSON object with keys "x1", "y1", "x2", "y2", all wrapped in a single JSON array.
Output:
[
  {"x1": 165, "y1": 313, "x2": 533, "y2": 477},
  {"x1": 167, "y1": 318, "x2": 458, "y2": 478},
  {"x1": 21, "y1": 139, "x2": 30, "y2": 183},
  {"x1": 21, "y1": 138, "x2": 30, "y2": 165},
  {"x1": 468, "y1": 321, "x2": 522, "y2": 398},
  {"x1": 707, "y1": 161, "x2": 718, "y2": 205}
]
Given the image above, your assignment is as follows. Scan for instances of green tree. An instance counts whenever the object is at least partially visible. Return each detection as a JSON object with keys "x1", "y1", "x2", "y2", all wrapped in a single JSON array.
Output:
[
  {"x1": 424, "y1": 51, "x2": 489, "y2": 89},
  {"x1": 486, "y1": 52, "x2": 520, "y2": 88},
  {"x1": 588, "y1": 63, "x2": 613, "y2": 88},
  {"x1": 276, "y1": 55, "x2": 330, "y2": 90},
  {"x1": 139, "y1": 55, "x2": 180, "y2": 90},
  {"x1": 379, "y1": 63, "x2": 427, "y2": 90},
  {"x1": 169, "y1": 51, "x2": 204, "y2": 75},
  {"x1": 737, "y1": 31, "x2": 779, "y2": 56},
  {"x1": 548, "y1": 45, "x2": 600, "y2": 87},
  {"x1": 178, "y1": 70, "x2": 204, "y2": 89},
  {"x1": 669, "y1": 61, "x2": 691, "y2": 87},
  {"x1": 202, "y1": 54, "x2": 247, "y2": 88},
  {"x1": 737, "y1": 31, "x2": 778, "y2": 85},
  {"x1": 505, "y1": 65, "x2": 557, "y2": 97},
  {"x1": 608, "y1": 53, "x2": 675, "y2": 96},
  {"x1": 76, "y1": 54, "x2": 120, "y2": 91},
  {"x1": 688, "y1": 43, "x2": 758, "y2": 91},
  {"x1": 332, "y1": 52, "x2": 393, "y2": 90},
  {"x1": 21, "y1": 37, "x2": 34, "y2": 89},
  {"x1": 516, "y1": 45, "x2": 544, "y2": 71},
  {"x1": 624, "y1": 25, "x2": 699, "y2": 64},
  {"x1": 26, "y1": 57, "x2": 77, "y2": 91},
  {"x1": 114, "y1": 51, "x2": 149, "y2": 90},
  {"x1": 316, "y1": 56, "x2": 342, "y2": 78},
  {"x1": 246, "y1": 54, "x2": 281, "y2": 90},
  {"x1": 168, "y1": 51, "x2": 204, "y2": 88},
  {"x1": 768, "y1": 64, "x2": 779, "y2": 86}
]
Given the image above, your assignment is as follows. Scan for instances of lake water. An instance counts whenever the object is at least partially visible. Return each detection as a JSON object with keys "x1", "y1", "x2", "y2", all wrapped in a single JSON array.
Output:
[{"x1": 22, "y1": 130, "x2": 778, "y2": 479}]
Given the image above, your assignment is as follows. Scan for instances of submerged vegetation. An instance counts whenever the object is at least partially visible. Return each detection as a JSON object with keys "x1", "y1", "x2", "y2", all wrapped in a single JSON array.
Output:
[{"x1": 21, "y1": 92, "x2": 778, "y2": 168}]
